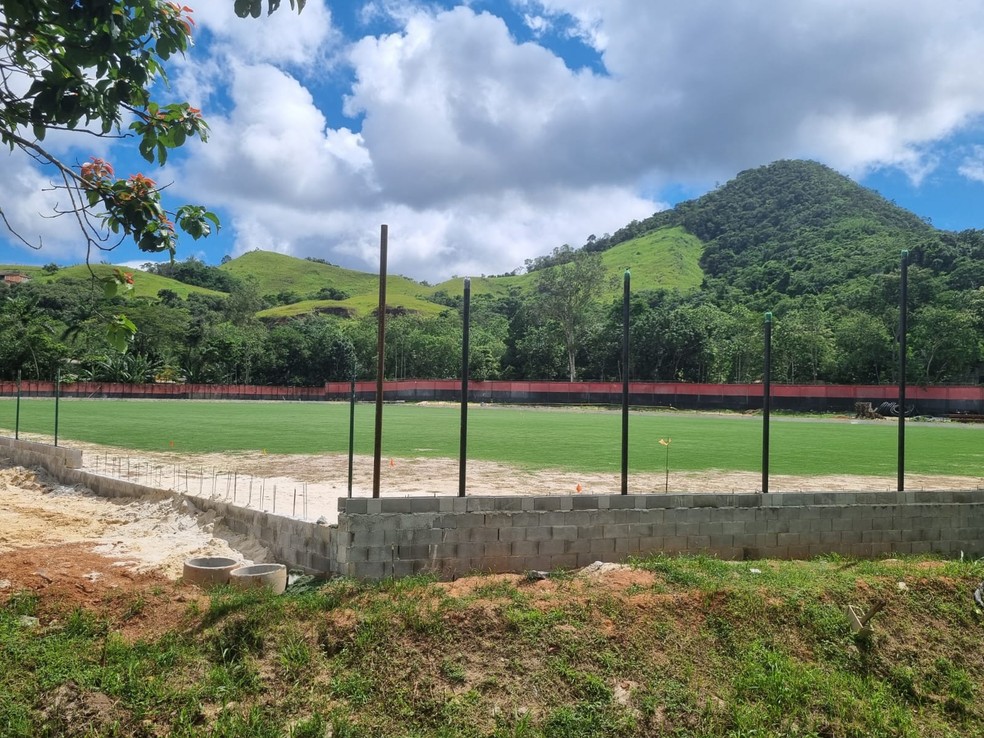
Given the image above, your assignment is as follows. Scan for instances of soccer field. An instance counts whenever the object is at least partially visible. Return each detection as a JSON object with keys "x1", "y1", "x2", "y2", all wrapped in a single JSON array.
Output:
[{"x1": 1, "y1": 398, "x2": 982, "y2": 478}]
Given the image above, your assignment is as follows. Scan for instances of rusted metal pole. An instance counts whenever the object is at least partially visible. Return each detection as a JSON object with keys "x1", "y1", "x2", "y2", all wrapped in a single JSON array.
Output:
[
  {"x1": 621, "y1": 269, "x2": 630, "y2": 495},
  {"x1": 898, "y1": 250, "x2": 908, "y2": 492},
  {"x1": 54, "y1": 368, "x2": 60, "y2": 447},
  {"x1": 372, "y1": 225, "x2": 388, "y2": 499},
  {"x1": 762, "y1": 312, "x2": 772, "y2": 494},
  {"x1": 15, "y1": 369, "x2": 21, "y2": 440},
  {"x1": 348, "y1": 359, "x2": 356, "y2": 498},
  {"x1": 459, "y1": 278, "x2": 471, "y2": 497}
]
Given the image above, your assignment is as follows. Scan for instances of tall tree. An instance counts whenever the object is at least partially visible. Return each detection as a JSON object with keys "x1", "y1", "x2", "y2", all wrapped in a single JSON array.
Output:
[
  {"x1": 0, "y1": 0, "x2": 219, "y2": 258},
  {"x1": 534, "y1": 248, "x2": 611, "y2": 381}
]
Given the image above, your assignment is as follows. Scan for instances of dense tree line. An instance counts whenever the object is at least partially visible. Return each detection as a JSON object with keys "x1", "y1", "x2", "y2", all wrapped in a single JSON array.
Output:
[
  {"x1": 1, "y1": 160, "x2": 981, "y2": 387},
  {"x1": 1, "y1": 264, "x2": 981, "y2": 387}
]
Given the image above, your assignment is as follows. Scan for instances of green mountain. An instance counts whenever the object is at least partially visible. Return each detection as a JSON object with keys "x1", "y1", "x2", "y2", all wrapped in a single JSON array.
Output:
[
  {"x1": 9, "y1": 159, "x2": 984, "y2": 314},
  {"x1": 658, "y1": 160, "x2": 939, "y2": 299}
]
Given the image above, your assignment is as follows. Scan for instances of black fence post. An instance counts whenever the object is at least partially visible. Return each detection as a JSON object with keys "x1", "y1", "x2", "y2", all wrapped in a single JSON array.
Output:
[
  {"x1": 621, "y1": 269, "x2": 630, "y2": 495},
  {"x1": 348, "y1": 360, "x2": 356, "y2": 498},
  {"x1": 372, "y1": 224, "x2": 388, "y2": 499},
  {"x1": 762, "y1": 312, "x2": 772, "y2": 494},
  {"x1": 15, "y1": 369, "x2": 21, "y2": 440},
  {"x1": 54, "y1": 368, "x2": 60, "y2": 447},
  {"x1": 459, "y1": 278, "x2": 471, "y2": 498},
  {"x1": 898, "y1": 250, "x2": 908, "y2": 492}
]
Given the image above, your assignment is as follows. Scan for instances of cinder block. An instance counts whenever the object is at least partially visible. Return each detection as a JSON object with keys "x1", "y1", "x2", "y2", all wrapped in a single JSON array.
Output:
[
  {"x1": 397, "y1": 544, "x2": 430, "y2": 559},
  {"x1": 523, "y1": 527, "x2": 552, "y2": 543},
  {"x1": 548, "y1": 554, "x2": 579, "y2": 570},
  {"x1": 309, "y1": 553, "x2": 332, "y2": 572},
  {"x1": 483, "y1": 542, "x2": 512, "y2": 558},
  {"x1": 614, "y1": 537, "x2": 640, "y2": 554},
  {"x1": 638, "y1": 536, "x2": 665, "y2": 553},
  {"x1": 484, "y1": 511, "x2": 514, "y2": 527},
  {"x1": 456, "y1": 542, "x2": 485, "y2": 559},
  {"x1": 662, "y1": 536, "x2": 688, "y2": 551},
  {"x1": 602, "y1": 524, "x2": 628, "y2": 539},
  {"x1": 614, "y1": 510, "x2": 643, "y2": 525},
  {"x1": 351, "y1": 561, "x2": 389, "y2": 580},
  {"x1": 576, "y1": 552, "x2": 603, "y2": 567},
  {"x1": 511, "y1": 540, "x2": 538, "y2": 557},
  {"x1": 343, "y1": 499, "x2": 368, "y2": 514},
  {"x1": 572, "y1": 496, "x2": 601, "y2": 510},
  {"x1": 590, "y1": 538, "x2": 616, "y2": 554},
  {"x1": 708, "y1": 534, "x2": 734, "y2": 549},
  {"x1": 692, "y1": 495, "x2": 726, "y2": 508},
  {"x1": 674, "y1": 522, "x2": 699, "y2": 537},
  {"x1": 608, "y1": 496, "x2": 639, "y2": 509},
  {"x1": 551, "y1": 525, "x2": 578, "y2": 541},
  {"x1": 465, "y1": 527, "x2": 500, "y2": 543},
  {"x1": 698, "y1": 522, "x2": 725, "y2": 537},
  {"x1": 565, "y1": 538, "x2": 592, "y2": 554},
  {"x1": 539, "y1": 539, "x2": 567, "y2": 556},
  {"x1": 492, "y1": 498, "x2": 528, "y2": 512},
  {"x1": 497, "y1": 527, "x2": 527, "y2": 543},
  {"x1": 513, "y1": 512, "x2": 543, "y2": 527},
  {"x1": 686, "y1": 535, "x2": 710, "y2": 550}
]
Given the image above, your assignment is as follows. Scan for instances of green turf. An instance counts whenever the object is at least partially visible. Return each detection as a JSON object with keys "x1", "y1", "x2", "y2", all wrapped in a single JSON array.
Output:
[{"x1": 2, "y1": 399, "x2": 982, "y2": 479}]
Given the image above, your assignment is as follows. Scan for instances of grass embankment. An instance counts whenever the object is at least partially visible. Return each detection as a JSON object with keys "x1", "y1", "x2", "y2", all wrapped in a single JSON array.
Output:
[
  {"x1": 2, "y1": 555, "x2": 982, "y2": 736},
  {"x1": 2, "y1": 399, "x2": 983, "y2": 479}
]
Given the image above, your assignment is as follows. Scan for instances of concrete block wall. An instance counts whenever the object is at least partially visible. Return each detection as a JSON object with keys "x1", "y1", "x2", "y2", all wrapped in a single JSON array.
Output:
[
  {"x1": 0, "y1": 436, "x2": 82, "y2": 471},
  {"x1": 334, "y1": 491, "x2": 984, "y2": 580},
  {"x1": 0, "y1": 437, "x2": 335, "y2": 575}
]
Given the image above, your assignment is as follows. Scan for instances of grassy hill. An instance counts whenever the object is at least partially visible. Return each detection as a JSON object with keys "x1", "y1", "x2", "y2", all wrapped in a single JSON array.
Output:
[
  {"x1": 1, "y1": 263, "x2": 224, "y2": 300},
  {"x1": 255, "y1": 293, "x2": 447, "y2": 320},
  {"x1": 429, "y1": 226, "x2": 704, "y2": 300},
  {"x1": 221, "y1": 250, "x2": 447, "y2": 318}
]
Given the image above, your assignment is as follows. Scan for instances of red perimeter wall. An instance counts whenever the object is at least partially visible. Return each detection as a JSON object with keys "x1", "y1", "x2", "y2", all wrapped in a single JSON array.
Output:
[{"x1": 1, "y1": 380, "x2": 981, "y2": 414}]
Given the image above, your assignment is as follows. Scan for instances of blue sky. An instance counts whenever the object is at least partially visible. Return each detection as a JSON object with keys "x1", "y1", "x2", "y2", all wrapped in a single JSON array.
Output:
[{"x1": 5, "y1": 0, "x2": 984, "y2": 281}]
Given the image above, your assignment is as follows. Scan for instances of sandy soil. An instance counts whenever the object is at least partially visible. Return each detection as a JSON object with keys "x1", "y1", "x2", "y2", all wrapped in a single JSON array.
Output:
[
  {"x1": 0, "y1": 465, "x2": 267, "y2": 577},
  {"x1": 72, "y1": 439, "x2": 983, "y2": 526}
]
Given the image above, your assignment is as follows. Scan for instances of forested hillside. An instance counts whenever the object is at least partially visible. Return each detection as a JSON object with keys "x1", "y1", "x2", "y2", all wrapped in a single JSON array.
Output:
[{"x1": 2, "y1": 160, "x2": 982, "y2": 387}]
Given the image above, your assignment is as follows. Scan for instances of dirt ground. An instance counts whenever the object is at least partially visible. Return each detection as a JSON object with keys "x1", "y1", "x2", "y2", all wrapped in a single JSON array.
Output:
[{"x1": 1, "y1": 428, "x2": 980, "y2": 641}]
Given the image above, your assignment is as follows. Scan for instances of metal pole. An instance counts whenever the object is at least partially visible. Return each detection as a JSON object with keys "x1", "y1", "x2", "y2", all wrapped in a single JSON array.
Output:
[
  {"x1": 15, "y1": 369, "x2": 21, "y2": 440},
  {"x1": 372, "y1": 224, "x2": 388, "y2": 499},
  {"x1": 459, "y1": 278, "x2": 471, "y2": 497},
  {"x1": 762, "y1": 312, "x2": 772, "y2": 494},
  {"x1": 621, "y1": 270, "x2": 630, "y2": 495},
  {"x1": 348, "y1": 360, "x2": 356, "y2": 498},
  {"x1": 898, "y1": 250, "x2": 908, "y2": 492},
  {"x1": 54, "y1": 368, "x2": 60, "y2": 447}
]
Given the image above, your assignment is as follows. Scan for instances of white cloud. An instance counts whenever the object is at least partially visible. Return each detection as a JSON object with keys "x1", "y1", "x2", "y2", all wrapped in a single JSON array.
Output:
[
  {"x1": 958, "y1": 145, "x2": 984, "y2": 183},
  {"x1": 221, "y1": 185, "x2": 655, "y2": 280},
  {"x1": 0, "y1": 152, "x2": 103, "y2": 261},
  {"x1": 164, "y1": 0, "x2": 984, "y2": 277},
  {"x1": 189, "y1": 0, "x2": 339, "y2": 68}
]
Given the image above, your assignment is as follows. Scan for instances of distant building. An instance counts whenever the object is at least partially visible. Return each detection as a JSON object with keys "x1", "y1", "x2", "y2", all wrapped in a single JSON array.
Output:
[{"x1": 0, "y1": 271, "x2": 31, "y2": 284}]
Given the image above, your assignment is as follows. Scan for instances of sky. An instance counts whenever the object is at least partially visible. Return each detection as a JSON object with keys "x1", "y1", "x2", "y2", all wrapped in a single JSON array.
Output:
[{"x1": 5, "y1": 0, "x2": 984, "y2": 282}]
